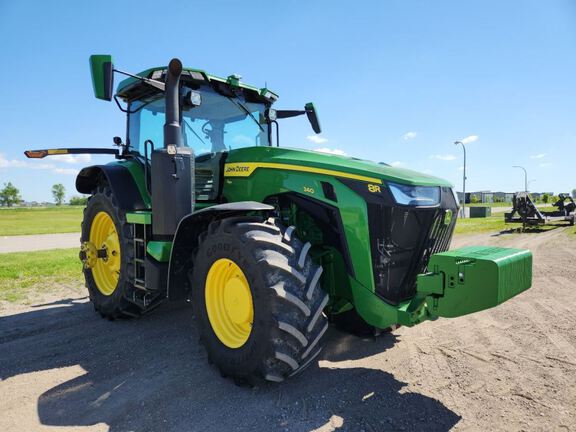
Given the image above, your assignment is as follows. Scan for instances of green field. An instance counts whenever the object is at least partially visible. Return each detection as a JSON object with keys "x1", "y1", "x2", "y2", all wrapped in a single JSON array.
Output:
[
  {"x1": 454, "y1": 215, "x2": 509, "y2": 234},
  {"x1": 0, "y1": 248, "x2": 82, "y2": 303},
  {"x1": 454, "y1": 214, "x2": 563, "y2": 234},
  {"x1": 0, "y1": 206, "x2": 83, "y2": 236},
  {"x1": 467, "y1": 202, "x2": 511, "y2": 208}
]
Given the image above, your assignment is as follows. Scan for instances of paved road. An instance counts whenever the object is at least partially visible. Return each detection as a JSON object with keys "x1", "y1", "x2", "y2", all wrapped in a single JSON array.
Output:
[{"x1": 0, "y1": 233, "x2": 80, "y2": 253}]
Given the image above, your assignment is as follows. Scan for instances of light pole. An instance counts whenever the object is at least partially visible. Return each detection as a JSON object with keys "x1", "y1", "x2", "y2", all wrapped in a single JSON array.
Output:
[
  {"x1": 513, "y1": 166, "x2": 528, "y2": 193},
  {"x1": 454, "y1": 141, "x2": 467, "y2": 217}
]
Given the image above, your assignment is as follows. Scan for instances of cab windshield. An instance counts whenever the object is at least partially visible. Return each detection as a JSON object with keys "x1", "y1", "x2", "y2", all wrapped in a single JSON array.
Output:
[{"x1": 129, "y1": 86, "x2": 270, "y2": 156}]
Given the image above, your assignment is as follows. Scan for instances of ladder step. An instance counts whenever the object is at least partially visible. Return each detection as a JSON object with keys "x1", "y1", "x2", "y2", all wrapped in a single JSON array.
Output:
[
  {"x1": 134, "y1": 258, "x2": 145, "y2": 263},
  {"x1": 134, "y1": 238, "x2": 145, "y2": 243},
  {"x1": 134, "y1": 284, "x2": 147, "y2": 291}
]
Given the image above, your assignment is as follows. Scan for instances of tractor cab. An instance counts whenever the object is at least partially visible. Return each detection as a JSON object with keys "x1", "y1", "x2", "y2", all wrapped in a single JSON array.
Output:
[
  {"x1": 115, "y1": 66, "x2": 319, "y2": 204},
  {"x1": 117, "y1": 69, "x2": 273, "y2": 203}
]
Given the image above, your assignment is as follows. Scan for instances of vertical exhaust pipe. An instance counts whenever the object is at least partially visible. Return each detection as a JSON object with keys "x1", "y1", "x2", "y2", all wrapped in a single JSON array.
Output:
[
  {"x1": 151, "y1": 58, "x2": 195, "y2": 238},
  {"x1": 164, "y1": 58, "x2": 183, "y2": 149}
]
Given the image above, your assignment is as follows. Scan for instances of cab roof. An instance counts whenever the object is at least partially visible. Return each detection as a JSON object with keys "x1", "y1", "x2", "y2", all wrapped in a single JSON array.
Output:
[{"x1": 116, "y1": 66, "x2": 279, "y2": 105}]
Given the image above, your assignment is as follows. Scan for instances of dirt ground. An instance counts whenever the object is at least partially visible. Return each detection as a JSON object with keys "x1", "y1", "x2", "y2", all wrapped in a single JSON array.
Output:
[{"x1": 1, "y1": 227, "x2": 575, "y2": 432}]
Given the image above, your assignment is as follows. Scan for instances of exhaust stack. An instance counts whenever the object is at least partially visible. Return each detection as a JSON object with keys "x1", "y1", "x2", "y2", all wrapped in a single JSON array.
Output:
[
  {"x1": 151, "y1": 58, "x2": 195, "y2": 238},
  {"x1": 164, "y1": 58, "x2": 183, "y2": 149}
]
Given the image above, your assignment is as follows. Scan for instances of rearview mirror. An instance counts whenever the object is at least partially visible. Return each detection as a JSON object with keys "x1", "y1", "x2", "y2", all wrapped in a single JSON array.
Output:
[
  {"x1": 305, "y1": 102, "x2": 321, "y2": 134},
  {"x1": 90, "y1": 54, "x2": 114, "y2": 101}
]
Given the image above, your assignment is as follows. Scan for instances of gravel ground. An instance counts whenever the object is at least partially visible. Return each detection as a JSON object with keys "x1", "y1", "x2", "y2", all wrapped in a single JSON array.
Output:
[{"x1": 0, "y1": 228, "x2": 574, "y2": 431}]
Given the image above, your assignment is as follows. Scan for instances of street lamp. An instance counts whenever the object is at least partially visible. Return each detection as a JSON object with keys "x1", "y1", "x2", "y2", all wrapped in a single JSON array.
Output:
[
  {"x1": 454, "y1": 140, "x2": 467, "y2": 218},
  {"x1": 512, "y1": 166, "x2": 528, "y2": 193}
]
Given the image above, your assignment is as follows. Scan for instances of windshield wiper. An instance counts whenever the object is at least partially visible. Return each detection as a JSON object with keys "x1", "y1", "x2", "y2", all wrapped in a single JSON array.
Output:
[
  {"x1": 226, "y1": 97, "x2": 264, "y2": 132},
  {"x1": 183, "y1": 119, "x2": 208, "y2": 147}
]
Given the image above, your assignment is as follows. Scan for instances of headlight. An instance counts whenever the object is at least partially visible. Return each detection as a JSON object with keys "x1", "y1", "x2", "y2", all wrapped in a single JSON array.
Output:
[{"x1": 388, "y1": 182, "x2": 441, "y2": 206}]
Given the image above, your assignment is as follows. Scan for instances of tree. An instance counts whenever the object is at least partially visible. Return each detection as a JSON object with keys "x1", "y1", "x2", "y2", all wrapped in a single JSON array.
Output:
[
  {"x1": 52, "y1": 184, "x2": 66, "y2": 205},
  {"x1": 572, "y1": 189, "x2": 576, "y2": 199},
  {"x1": 542, "y1": 193, "x2": 549, "y2": 204},
  {"x1": 69, "y1": 196, "x2": 88, "y2": 206},
  {"x1": 0, "y1": 182, "x2": 21, "y2": 207}
]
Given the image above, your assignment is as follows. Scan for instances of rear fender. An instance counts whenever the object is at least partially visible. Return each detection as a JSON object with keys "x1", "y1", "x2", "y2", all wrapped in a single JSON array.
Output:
[{"x1": 167, "y1": 202, "x2": 274, "y2": 300}]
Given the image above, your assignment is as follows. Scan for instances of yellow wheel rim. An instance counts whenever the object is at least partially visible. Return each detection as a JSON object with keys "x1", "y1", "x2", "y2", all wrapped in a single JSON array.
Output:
[
  {"x1": 89, "y1": 211, "x2": 121, "y2": 296},
  {"x1": 205, "y1": 258, "x2": 254, "y2": 348}
]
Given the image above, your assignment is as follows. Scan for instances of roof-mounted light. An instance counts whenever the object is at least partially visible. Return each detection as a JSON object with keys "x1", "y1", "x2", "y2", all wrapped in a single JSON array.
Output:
[
  {"x1": 227, "y1": 74, "x2": 242, "y2": 87},
  {"x1": 260, "y1": 88, "x2": 278, "y2": 101}
]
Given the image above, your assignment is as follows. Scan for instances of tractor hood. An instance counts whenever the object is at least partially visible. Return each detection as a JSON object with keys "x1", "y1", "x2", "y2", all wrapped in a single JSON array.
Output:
[{"x1": 225, "y1": 146, "x2": 452, "y2": 188}]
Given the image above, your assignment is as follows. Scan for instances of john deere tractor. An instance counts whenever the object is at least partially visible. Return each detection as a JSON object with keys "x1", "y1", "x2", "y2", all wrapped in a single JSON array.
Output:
[{"x1": 25, "y1": 56, "x2": 533, "y2": 384}]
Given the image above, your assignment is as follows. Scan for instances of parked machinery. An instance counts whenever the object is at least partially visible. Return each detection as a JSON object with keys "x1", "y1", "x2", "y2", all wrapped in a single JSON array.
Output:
[{"x1": 505, "y1": 192, "x2": 575, "y2": 228}]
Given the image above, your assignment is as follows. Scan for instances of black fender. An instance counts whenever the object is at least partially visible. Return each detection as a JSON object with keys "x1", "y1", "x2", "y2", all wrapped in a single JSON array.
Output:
[
  {"x1": 76, "y1": 164, "x2": 148, "y2": 210},
  {"x1": 167, "y1": 202, "x2": 274, "y2": 300}
]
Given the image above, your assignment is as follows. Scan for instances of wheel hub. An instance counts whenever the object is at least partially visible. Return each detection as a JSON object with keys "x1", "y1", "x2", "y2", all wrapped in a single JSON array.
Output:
[
  {"x1": 80, "y1": 241, "x2": 98, "y2": 269},
  {"x1": 88, "y1": 211, "x2": 121, "y2": 296},
  {"x1": 205, "y1": 258, "x2": 254, "y2": 348},
  {"x1": 223, "y1": 277, "x2": 252, "y2": 325}
]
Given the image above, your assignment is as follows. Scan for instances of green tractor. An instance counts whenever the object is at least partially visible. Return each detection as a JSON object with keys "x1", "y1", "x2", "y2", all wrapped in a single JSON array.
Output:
[{"x1": 25, "y1": 56, "x2": 532, "y2": 384}]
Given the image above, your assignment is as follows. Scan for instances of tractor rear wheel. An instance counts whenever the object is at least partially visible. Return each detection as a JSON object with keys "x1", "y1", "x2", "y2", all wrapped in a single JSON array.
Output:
[
  {"x1": 192, "y1": 216, "x2": 329, "y2": 384},
  {"x1": 81, "y1": 185, "x2": 141, "y2": 319}
]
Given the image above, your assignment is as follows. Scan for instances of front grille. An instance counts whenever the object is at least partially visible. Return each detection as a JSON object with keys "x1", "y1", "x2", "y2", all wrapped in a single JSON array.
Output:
[{"x1": 368, "y1": 188, "x2": 457, "y2": 304}]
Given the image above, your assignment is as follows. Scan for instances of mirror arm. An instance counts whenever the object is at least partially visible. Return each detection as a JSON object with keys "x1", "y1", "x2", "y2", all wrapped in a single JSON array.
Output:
[
  {"x1": 275, "y1": 110, "x2": 305, "y2": 119},
  {"x1": 113, "y1": 68, "x2": 166, "y2": 92}
]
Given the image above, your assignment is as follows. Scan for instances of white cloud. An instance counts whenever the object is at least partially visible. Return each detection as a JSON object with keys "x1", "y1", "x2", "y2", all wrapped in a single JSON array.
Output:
[
  {"x1": 422, "y1": 169, "x2": 434, "y2": 174},
  {"x1": 314, "y1": 147, "x2": 347, "y2": 156},
  {"x1": 530, "y1": 153, "x2": 546, "y2": 159},
  {"x1": 0, "y1": 154, "x2": 28, "y2": 168},
  {"x1": 457, "y1": 166, "x2": 464, "y2": 171},
  {"x1": 461, "y1": 135, "x2": 479, "y2": 144},
  {"x1": 539, "y1": 162, "x2": 552, "y2": 168},
  {"x1": 0, "y1": 153, "x2": 81, "y2": 176},
  {"x1": 430, "y1": 154, "x2": 457, "y2": 161},
  {"x1": 51, "y1": 154, "x2": 92, "y2": 164},
  {"x1": 307, "y1": 135, "x2": 328, "y2": 144},
  {"x1": 389, "y1": 161, "x2": 404, "y2": 167},
  {"x1": 36, "y1": 163, "x2": 56, "y2": 170},
  {"x1": 403, "y1": 131, "x2": 417, "y2": 141},
  {"x1": 53, "y1": 168, "x2": 79, "y2": 176}
]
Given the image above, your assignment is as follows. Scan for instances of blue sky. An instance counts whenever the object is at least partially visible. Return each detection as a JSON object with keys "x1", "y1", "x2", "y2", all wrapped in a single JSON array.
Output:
[{"x1": 1, "y1": 0, "x2": 575, "y2": 202}]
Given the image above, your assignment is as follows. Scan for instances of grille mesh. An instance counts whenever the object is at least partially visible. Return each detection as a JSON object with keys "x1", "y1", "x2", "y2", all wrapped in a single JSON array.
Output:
[{"x1": 368, "y1": 203, "x2": 457, "y2": 305}]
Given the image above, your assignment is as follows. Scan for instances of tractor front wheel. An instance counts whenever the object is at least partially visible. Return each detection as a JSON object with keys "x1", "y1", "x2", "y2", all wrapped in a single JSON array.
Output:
[
  {"x1": 192, "y1": 216, "x2": 329, "y2": 384},
  {"x1": 81, "y1": 185, "x2": 140, "y2": 319}
]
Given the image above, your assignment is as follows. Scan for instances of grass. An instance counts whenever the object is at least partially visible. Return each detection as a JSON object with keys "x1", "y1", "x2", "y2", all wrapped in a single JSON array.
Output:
[
  {"x1": 467, "y1": 202, "x2": 511, "y2": 207},
  {"x1": 454, "y1": 215, "x2": 508, "y2": 234},
  {"x1": 0, "y1": 206, "x2": 83, "y2": 236},
  {"x1": 0, "y1": 248, "x2": 82, "y2": 303},
  {"x1": 455, "y1": 215, "x2": 563, "y2": 235}
]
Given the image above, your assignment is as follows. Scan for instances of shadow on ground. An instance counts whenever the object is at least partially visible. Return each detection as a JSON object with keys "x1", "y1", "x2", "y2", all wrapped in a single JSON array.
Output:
[
  {"x1": 1, "y1": 300, "x2": 460, "y2": 431},
  {"x1": 492, "y1": 225, "x2": 563, "y2": 236}
]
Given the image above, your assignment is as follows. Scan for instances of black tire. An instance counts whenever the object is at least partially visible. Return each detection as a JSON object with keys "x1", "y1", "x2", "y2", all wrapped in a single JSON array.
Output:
[
  {"x1": 81, "y1": 185, "x2": 141, "y2": 319},
  {"x1": 192, "y1": 216, "x2": 329, "y2": 384}
]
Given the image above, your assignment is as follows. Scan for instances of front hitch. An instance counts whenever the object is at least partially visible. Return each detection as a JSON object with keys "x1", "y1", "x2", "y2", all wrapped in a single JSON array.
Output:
[{"x1": 398, "y1": 246, "x2": 532, "y2": 326}]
